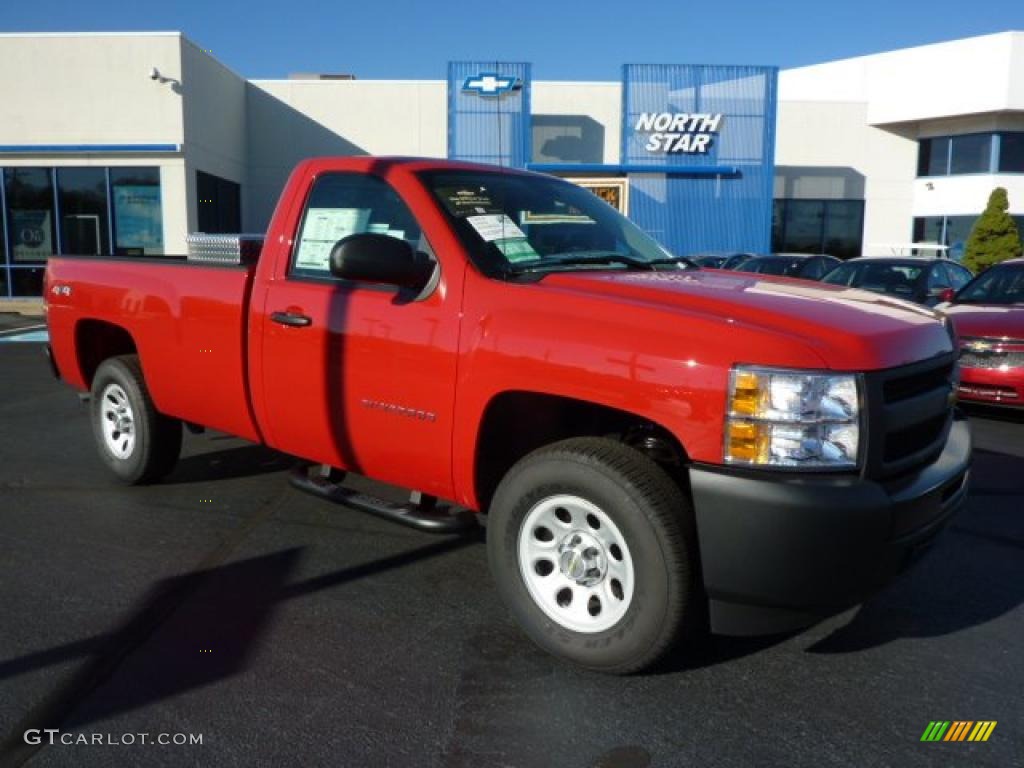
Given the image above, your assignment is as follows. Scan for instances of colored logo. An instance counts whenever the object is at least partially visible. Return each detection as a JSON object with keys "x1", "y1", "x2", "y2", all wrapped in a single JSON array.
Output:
[
  {"x1": 920, "y1": 721, "x2": 997, "y2": 742},
  {"x1": 462, "y1": 73, "x2": 521, "y2": 97}
]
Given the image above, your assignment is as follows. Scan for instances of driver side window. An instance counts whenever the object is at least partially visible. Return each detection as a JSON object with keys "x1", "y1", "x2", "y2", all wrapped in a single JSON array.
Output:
[{"x1": 290, "y1": 173, "x2": 423, "y2": 279}]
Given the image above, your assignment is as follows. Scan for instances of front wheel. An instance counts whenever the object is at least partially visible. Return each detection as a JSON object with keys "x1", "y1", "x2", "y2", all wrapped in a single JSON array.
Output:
[
  {"x1": 90, "y1": 355, "x2": 182, "y2": 484},
  {"x1": 487, "y1": 437, "x2": 700, "y2": 674}
]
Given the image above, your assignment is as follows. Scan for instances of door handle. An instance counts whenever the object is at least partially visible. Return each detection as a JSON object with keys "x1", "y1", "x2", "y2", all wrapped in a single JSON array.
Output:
[{"x1": 270, "y1": 311, "x2": 312, "y2": 328}]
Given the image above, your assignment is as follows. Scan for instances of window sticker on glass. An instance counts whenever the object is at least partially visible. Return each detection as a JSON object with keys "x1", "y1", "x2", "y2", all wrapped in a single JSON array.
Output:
[
  {"x1": 467, "y1": 214, "x2": 526, "y2": 242},
  {"x1": 494, "y1": 238, "x2": 540, "y2": 263},
  {"x1": 436, "y1": 187, "x2": 501, "y2": 217},
  {"x1": 295, "y1": 207, "x2": 370, "y2": 270}
]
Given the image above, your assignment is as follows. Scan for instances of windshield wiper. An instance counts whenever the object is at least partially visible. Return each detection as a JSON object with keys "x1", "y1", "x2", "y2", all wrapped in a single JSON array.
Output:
[
  {"x1": 508, "y1": 253, "x2": 655, "y2": 274},
  {"x1": 644, "y1": 256, "x2": 697, "y2": 269}
]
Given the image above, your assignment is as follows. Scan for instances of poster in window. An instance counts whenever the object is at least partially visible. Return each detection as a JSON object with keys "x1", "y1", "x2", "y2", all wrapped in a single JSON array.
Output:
[
  {"x1": 114, "y1": 186, "x2": 164, "y2": 254},
  {"x1": 11, "y1": 210, "x2": 53, "y2": 262}
]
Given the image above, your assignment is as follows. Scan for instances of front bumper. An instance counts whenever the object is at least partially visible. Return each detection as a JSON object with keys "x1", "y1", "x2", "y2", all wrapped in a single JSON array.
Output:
[
  {"x1": 958, "y1": 366, "x2": 1024, "y2": 408},
  {"x1": 689, "y1": 417, "x2": 971, "y2": 636}
]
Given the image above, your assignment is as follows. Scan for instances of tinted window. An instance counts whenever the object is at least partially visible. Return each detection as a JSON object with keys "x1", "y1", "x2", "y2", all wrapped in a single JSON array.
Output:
[
  {"x1": 828, "y1": 262, "x2": 925, "y2": 299},
  {"x1": 57, "y1": 168, "x2": 109, "y2": 256},
  {"x1": 927, "y1": 264, "x2": 951, "y2": 290},
  {"x1": 918, "y1": 137, "x2": 950, "y2": 176},
  {"x1": 110, "y1": 168, "x2": 163, "y2": 256},
  {"x1": 957, "y1": 265, "x2": 1024, "y2": 304},
  {"x1": 3, "y1": 168, "x2": 56, "y2": 264},
  {"x1": 291, "y1": 172, "x2": 423, "y2": 279},
  {"x1": 999, "y1": 133, "x2": 1024, "y2": 173},
  {"x1": 949, "y1": 134, "x2": 992, "y2": 174},
  {"x1": 772, "y1": 199, "x2": 864, "y2": 259},
  {"x1": 197, "y1": 170, "x2": 241, "y2": 234},
  {"x1": 947, "y1": 263, "x2": 972, "y2": 290}
]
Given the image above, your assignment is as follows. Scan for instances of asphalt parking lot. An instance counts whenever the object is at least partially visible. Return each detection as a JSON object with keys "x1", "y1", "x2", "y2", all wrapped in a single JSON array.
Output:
[{"x1": 0, "y1": 340, "x2": 1021, "y2": 767}]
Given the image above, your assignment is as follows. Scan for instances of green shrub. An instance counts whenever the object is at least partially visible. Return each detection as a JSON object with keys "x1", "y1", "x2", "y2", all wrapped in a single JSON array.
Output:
[{"x1": 962, "y1": 187, "x2": 1022, "y2": 272}]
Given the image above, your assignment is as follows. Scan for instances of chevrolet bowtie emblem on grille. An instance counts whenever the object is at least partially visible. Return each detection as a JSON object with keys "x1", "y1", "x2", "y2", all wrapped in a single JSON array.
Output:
[
  {"x1": 462, "y1": 73, "x2": 521, "y2": 97},
  {"x1": 965, "y1": 340, "x2": 1005, "y2": 356}
]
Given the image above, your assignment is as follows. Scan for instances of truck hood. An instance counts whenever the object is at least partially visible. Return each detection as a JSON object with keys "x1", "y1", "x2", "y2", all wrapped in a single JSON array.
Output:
[
  {"x1": 538, "y1": 269, "x2": 954, "y2": 370},
  {"x1": 940, "y1": 303, "x2": 1024, "y2": 341}
]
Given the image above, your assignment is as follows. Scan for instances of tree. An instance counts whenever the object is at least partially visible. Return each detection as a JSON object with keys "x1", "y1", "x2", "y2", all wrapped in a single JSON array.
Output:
[{"x1": 962, "y1": 187, "x2": 1022, "y2": 273}]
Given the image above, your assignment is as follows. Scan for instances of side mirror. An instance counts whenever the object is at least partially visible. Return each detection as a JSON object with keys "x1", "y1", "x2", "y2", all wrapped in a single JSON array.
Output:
[
  {"x1": 938, "y1": 287, "x2": 956, "y2": 303},
  {"x1": 329, "y1": 233, "x2": 434, "y2": 292}
]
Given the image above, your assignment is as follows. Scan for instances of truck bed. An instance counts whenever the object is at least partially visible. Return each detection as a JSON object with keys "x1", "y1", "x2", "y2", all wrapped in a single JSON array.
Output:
[{"x1": 46, "y1": 255, "x2": 262, "y2": 442}]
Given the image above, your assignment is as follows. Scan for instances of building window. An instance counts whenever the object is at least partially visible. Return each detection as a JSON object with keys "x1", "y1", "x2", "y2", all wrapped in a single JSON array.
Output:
[
  {"x1": 918, "y1": 137, "x2": 950, "y2": 177},
  {"x1": 917, "y1": 132, "x2": 1010, "y2": 176},
  {"x1": 57, "y1": 168, "x2": 110, "y2": 256},
  {"x1": 3, "y1": 167, "x2": 56, "y2": 298},
  {"x1": 111, "y1": 168, "x2": 163, "y2": 256},
  {"x1": 772, "y1": 199, "x2": 864, "y2": 259},
  {"x1": 949, "y1": 134, "x2": 992, "y2": 175},
  {"x1": 196, "y1": 170, "x2": 241, "y2": 234},
  {"x1": 911, "y1": 214, "x2": 1011, "y2": 262},
  {"x1": 998, "y1": 132, "x2": 1024, "y2": 173},
  {"x1": 0, "y1": 165, "x2": 164, "y2": 297}
]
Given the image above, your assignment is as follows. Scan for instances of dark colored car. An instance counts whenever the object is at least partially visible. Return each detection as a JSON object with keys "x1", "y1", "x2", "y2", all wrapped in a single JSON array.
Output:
[
  {"x1": 719, "y1": 252, "x2": 757, "y2": 270},
  {"x1": 734, "y1": 253, "x2": 841, "y2": 281},
  {"x1": 939, "y1": 258, "x2": 1024, "y2": 408},
  {"x1": 822, "y1": 257, "x2": 973, "y2": 306},
  {"x1": 690, "y1": 252, "x2": 755, "y2": 269}
]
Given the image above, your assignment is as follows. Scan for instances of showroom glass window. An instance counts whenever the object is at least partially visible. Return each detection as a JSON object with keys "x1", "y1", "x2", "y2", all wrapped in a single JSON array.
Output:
[
  {"x1": 999, "y1": 133, "x2": 1024, "y2": 173},
  {"x1": 3, "y1": 168, "x2": 55, "y2": 297},
  {"x1": 57, "y1": 168, "x2": 110, "y2": 256},
  {"x1": 771, "y1": 199, "x2": 864, "y2": 259},
  {"x1": 111, "y1": 168, "x2": 164, "y2": 256},
  {"x1": 918, "y1": 133, "x2": 1000, "y2": 176}
]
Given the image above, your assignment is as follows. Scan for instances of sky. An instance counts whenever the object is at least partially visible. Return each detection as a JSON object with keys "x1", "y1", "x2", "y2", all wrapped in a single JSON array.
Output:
[{"x1": 1, "y1": 0, "x2": 1022, "y2": 81}]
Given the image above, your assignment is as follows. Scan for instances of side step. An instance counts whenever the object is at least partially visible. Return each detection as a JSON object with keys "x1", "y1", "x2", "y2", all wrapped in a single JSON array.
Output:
[{"x1": 288, "y1": 465, "x2": 478, "y2": 534}]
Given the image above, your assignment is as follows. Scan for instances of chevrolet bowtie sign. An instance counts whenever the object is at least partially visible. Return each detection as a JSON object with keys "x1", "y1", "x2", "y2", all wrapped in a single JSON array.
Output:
[
  {"x1": 462, "y1": 73, "x2": 522, "y2": 97},
  {"x1": 635, "y1": 112, "x2": 724, "y2": 154}
]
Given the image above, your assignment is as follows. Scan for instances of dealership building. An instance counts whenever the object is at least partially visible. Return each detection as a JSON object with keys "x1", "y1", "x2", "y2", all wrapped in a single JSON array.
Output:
[{"x1": 1, "y1": 30, "x2": 1023, "y2": 298}]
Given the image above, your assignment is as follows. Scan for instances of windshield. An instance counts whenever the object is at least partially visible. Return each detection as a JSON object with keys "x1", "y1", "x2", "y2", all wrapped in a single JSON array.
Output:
[
  {"x1": 956, "y1": 263, "x2": 1024, "y2": 304},
  {"x1": 419, "y1": 170, "x2": 687, "y2": 276},
  {"x1": 822, "y1": 262, "x2": 924, "y2": 299}
]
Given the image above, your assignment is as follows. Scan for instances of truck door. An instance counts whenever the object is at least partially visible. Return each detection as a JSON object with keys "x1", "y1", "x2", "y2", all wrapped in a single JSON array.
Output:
[{"x1": 258, "y1": 172, "x2": 460, "y2": 499}]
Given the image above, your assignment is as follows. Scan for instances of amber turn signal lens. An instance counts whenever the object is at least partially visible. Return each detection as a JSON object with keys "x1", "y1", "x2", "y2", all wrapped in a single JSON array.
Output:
[
  {"x1": 730, "y1": 370, "x2": 762, "y2": 416},
  {"x1": 726, "y1": 420, "x2": 769, "y2": 463}
]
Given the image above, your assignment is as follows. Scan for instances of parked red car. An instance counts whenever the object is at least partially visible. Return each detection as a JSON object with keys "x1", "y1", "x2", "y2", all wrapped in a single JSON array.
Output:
[{"x1": 940, "y1": 258, "x2": 1024, "y2": 408}]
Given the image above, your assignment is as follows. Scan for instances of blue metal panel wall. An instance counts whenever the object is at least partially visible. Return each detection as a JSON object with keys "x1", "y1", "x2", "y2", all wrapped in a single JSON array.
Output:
[
  {"x1": 622, "y1": 64, "x2": 777, "y2": 255},
  {"x1": 448, "y1": 61, "x2": 531, "y2": 168}
]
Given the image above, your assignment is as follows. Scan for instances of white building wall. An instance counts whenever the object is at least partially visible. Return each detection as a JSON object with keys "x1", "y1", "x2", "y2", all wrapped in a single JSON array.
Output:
[
  {"x1": 774, "y1": 100, "x2": 919, "y2": 253},
  {"x1": 244, "y1": 79, "x2": 446, "y2": 229},
  {"x1": 180, "y1": 38, "x2": 248, "y2": 234},
  {"x1": 531, "y1": 82, "x2": 621, "y2": 164},
  {"x1": 0, "y1": 33, "x2": 189, "y2": 254}
]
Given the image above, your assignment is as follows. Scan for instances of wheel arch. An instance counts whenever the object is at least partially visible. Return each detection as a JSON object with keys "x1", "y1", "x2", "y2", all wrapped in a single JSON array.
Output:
[
  {"x1": 74, "y1": 319, "x2": 139, "y2": 388},
  {"x1": 473, "y1": 390, "x2": 689, "y2": 514}
]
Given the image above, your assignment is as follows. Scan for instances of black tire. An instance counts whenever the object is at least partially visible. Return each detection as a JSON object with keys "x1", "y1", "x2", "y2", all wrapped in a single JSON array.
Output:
[
  {"x1": 90, "y1": 355, "x2": 182, "y2": 485},
  {"x1": 487, "y1": 437, "x2": 700, "y2": 674}
]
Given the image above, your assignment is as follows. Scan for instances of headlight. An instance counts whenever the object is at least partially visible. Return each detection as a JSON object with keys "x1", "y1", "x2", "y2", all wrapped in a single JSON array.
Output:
[{"x1": 725, "y1": 366, "x2": 862, "y2": 469}]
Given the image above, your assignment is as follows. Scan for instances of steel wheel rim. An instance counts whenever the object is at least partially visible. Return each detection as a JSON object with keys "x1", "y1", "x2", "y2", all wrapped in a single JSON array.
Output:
[
  {"x1": 518, "y1": 494, "x2": 635, "y2": 634},
  {"x1": 100, "y1": 383, "x2": 136, "y2": 459}
]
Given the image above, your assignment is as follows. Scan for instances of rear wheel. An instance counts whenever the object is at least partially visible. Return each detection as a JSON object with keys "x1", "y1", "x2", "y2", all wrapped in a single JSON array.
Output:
[
  {"x1": 90, "y1": 355, "x2": 182, "y2": 484},
  {"x1": 487, "y1": 437, "x2": 700, "y2": 674}
]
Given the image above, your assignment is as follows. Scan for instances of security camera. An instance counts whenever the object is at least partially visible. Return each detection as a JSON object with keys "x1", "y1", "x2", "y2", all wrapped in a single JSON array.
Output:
[{"x1": 149, "y1": 67, "x2": 161, "y2": 81}]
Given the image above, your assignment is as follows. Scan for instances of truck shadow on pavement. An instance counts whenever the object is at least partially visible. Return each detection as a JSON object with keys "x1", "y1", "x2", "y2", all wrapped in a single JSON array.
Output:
[
  {"x1": 160, "y1": 443, "x2": 294, "y2": 484},
  {"x1": 806, "y1": 445, "x2": 1024, "y2": 654},
  {"x1": 0, "y1": 535, "x2": 479, "y2": 764}
]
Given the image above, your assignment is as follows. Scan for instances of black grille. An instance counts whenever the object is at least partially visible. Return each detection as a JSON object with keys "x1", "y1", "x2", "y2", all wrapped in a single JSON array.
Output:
[{"x1": 863, "y1": 353, "x2": 957, "y2": 480}]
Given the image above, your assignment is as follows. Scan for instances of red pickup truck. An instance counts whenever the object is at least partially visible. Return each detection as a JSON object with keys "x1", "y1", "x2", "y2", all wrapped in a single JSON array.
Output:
[{"x1": 44, "y1": 157, "x2": 970, "y2": 673}]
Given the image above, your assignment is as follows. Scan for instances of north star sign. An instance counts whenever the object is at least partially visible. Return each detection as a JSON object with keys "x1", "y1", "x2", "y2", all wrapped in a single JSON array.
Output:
[
  {"x1": 635, "y1": 112, "x2": 724, "y2": 154},
  {"x1": 462, "y1": 73, "x2": 522, "y2": 97}
]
